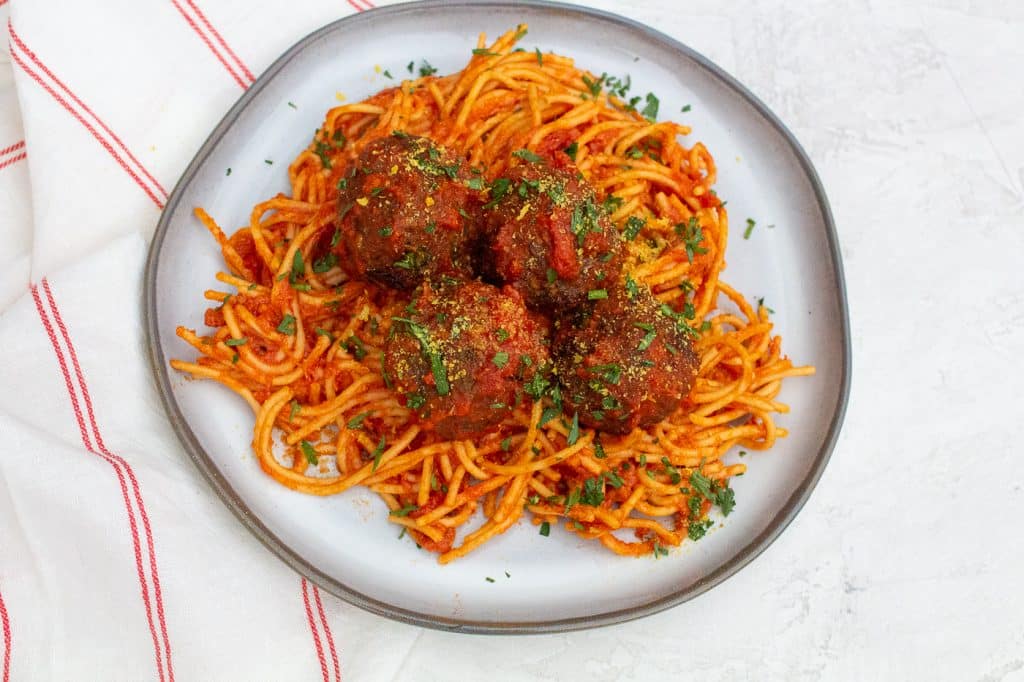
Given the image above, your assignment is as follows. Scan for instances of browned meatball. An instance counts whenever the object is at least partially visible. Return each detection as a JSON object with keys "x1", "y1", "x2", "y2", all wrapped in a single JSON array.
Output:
[
  {"x1": 552, "y1": 282, "x2": 698, "y2": 434},
  {"x1": 478, "y1": 160, "x2": 622, "y2": 314},
  {"x1": 335, "y1": 133, "x2": 482, "y2": 290},
  {"x1": 383, "y1": 279, "x2": 551, "y2": 440}
]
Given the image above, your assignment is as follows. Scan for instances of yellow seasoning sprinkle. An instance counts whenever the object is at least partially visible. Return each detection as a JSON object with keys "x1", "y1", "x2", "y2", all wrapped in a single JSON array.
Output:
[
  {"x1": 356, "y1": 197, "x2": 369, "y2": 206},
  {"x1": 390, "y1": 165, "x2": 399, "y2": 175},
  {"x1": 516, "y1": 203, "x2": 531, "y2": 221},
  {"x1": 425, "y1": 196, "x2": 435, "y2": 207}
]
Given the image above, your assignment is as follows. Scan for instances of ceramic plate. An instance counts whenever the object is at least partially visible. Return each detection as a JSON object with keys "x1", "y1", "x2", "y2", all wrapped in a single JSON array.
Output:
[{"x1": 145, "y1": 0, "x2": 850, "y2": 633}]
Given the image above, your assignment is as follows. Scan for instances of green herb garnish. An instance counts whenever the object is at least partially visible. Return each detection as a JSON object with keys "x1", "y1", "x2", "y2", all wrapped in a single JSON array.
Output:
[
  {"x1": 390, "y1": 504, "x2": 418, "y2": 517},
  {"x1": 300, "y1": 441, "x2": 319, "y2": 465},
  {"x1": 277, "y1": 314, "x2": 296, "y2": 335}
]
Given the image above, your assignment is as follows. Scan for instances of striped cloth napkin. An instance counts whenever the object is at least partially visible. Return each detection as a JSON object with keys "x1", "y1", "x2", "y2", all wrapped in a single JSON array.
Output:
[
  {"x1": 0, "y1": 1, "x2": 424, "y2": 679},
  {"x1": 0, "y1": 1, "x2": 743, "y2": 680}
]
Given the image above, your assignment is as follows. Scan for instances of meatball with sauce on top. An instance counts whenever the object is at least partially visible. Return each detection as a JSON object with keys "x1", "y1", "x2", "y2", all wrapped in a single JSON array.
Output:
[
  {"x1": 384, "y1": 278, "x2": 551, "y2": 440},
  {"x1": 553, "y1": 282, "x2": 698, "y2": 435},
  {"x1": 335, "y1": 132, "x2": 482, "y2": 290},
  {"x1": 478, "y1": 159, "x2": 622, "y2": 314}
]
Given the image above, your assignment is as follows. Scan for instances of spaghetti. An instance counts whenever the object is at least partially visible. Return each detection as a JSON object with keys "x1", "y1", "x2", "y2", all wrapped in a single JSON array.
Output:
[{"x1": 172, "y1": 25, "x2": 814, "y2": 563}]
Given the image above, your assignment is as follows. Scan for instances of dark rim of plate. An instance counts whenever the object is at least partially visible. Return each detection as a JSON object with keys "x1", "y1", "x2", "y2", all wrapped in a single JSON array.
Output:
[{"x1": 143, "y1": 0, "x2": 851, "y2": 635}]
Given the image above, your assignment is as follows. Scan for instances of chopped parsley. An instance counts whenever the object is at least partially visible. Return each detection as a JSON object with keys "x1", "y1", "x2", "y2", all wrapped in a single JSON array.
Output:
[
  {"x1": 623, "y1": 215, "x2": 646, "y2": 241},
  {"x1": 681, "y1": 104, "x2": 692, "y2": 112},
  {"x1": 277, "y1": 314, "x2": 297, "y2": 335},
  {"x1": 641, "y1": 92, "x2": 659, "y2": 121},
  {"x1": 472, "y1": 48, "x2": 500, "y2": 57},
  {"x1": 390, "y1": 504, "x2": 418, "y2": 517},
  {"x1": 495, "y1": 328, "x2": 510, "y2": 342},
  {"x1": 312, "y1": 252, "x2": 337, "y2": 273},
  {"x1": 689, "y1": 469, "x2": 715, "y2": 502},
  {"x1": 580, "y1": 476, "x2": 605, "y2": 506},
  {"x1": 289, "y1": 250, "x2": 306, "y2": 285},
  {"x1": 483, "y1": 177, "x2": 511, "y2": 209},
  {"x1": 565, "y1": 141, "x2": 579, "y2": 161},
  {"x1": 539, "y1": 521, "x2": 550, "y2": 536},
  {"x1": 744, "y1": 218, "x2": 756, "y2": 239},
  {"x1": 587, "y1": 288, "x2": 608, "y2": 300},
  {"x1": 661, "y1": 457, "x2": 682, "y2": 484},
  {"x1": 566, "y1": 412, "x2": 580, "y2": 445},
  {"x1": 602, "y1": 471, "x2": 624, "y2": 488},
  {"x1": 623, "y1": 273, "x2": 640, "y2": 300},
  {"x1": 688, "y1": 519, "x2": 713, "y2": 541},
  {"x1": 716, "y1": 486, "x2": 736, "y2": 516},
  {"x1": 523, "y1": 372, "x2": 551, "y2": 399},
  {"x1": 605, "y1": 73, "x2": 632, "y2": 98},
  {"x1": 313, "y1": 140, "x2": 333, "y2": 169},
  {"x1": 300, "y1": 440, "x2": 319, "y2": 465},
  {"x1": 500, "y1": 437, "x2": 512, "y2": 452},
  {"x1": 570, "y1": 198, "x2": 601, "y2": 247},
  {"x1": 224, "y1": 337, "x2": 247, "y2": 347},
  {"x1": 582, "y1": 73, "x2": 605, "y2": 97},
  {"x1": 344, "y1": 335, "x2": 367, "y2": 360},
  {"x1": 346, "y1": 411, "x2": 372, "y2": 430},
  {"x1": 588, "y1": 363, "x2": 621, "y2": 385},
  {"x1": 370, "y1": 436, "x2": 386, "y2": 471},
  {"x1": 392, "y1": 317, "x2": 450, "y2": 396},
  {"x1": 512, "y1": 148, "x2": 542, "y2": 163},
  {"x1": 676, "y1": 217, "x2": 708, "y2": 262},
  {"x1": 564, "y1": 487, "x2": 581, "y2": 513},
  {"x1": 492, "y1": 351, "x2": 510, "y2": 368},
  {"x1": 394, "y1": 251, "x2": 428, "y2": 271},
  {"x1": 538, "y1": 406, "x2": 561, "y2": 428},
  {"x1": 634, "y1": 322, "x2": 657, "y2": 351},
  {"x1": 602, "y1": 195, "x2": 624, "y2": 214},
  {"x1": 418, "y1": 60, "x2": 437, "y2": 77}
]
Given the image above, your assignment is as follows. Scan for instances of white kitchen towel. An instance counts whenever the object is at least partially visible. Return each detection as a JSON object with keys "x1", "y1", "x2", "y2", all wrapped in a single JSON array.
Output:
[{"x1": 0, "y1": 1, "x2": 431, "y2": 680}]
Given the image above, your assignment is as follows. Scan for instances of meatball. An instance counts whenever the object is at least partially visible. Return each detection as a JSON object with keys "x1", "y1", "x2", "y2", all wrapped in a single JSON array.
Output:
[
  {"x1": 384, "y1": 279, "x2": 551, "y2": 440},
  {"x1": 553, "y1": 283, "x2": 698, "y2": 434},
  {"x1": 335, "y1": 133, "x2": 481, "y2": 290},
  {"x1": 478, "y1": 161, "x2": 622, "y2": 314}
]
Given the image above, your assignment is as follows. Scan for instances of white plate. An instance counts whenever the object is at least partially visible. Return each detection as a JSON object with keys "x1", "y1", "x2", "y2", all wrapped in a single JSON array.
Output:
[{"x1": 145, "y1": 0, "x2": 850, "y2": 633}]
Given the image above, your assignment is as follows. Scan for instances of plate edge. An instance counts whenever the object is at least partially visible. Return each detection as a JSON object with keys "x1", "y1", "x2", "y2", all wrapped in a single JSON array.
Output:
[{"x1": 142, "y1": 0, "x2": 852, "y2": 635}]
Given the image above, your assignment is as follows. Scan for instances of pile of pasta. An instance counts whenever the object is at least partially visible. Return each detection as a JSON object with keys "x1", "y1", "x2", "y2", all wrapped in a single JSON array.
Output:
[{"x1": 172, "y1": 25, "x2": 814, "y2": 563}]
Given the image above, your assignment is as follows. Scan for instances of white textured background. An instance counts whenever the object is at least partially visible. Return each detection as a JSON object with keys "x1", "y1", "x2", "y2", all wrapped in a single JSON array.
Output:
[
  {"x1": 382, "y1": 1, "x2": 1024, "y2": 679},
  {"x1": 2, "y1": 0, "x2": 1022, "y2": 680}
]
